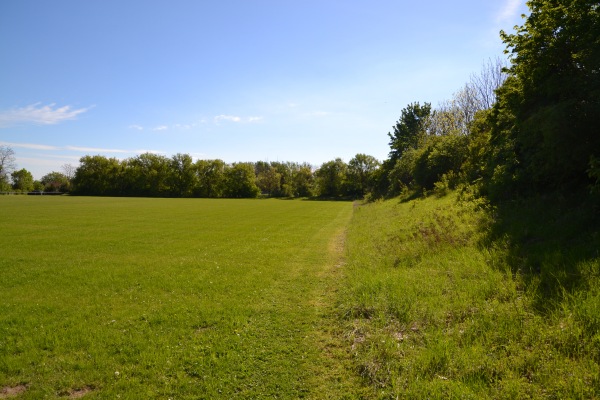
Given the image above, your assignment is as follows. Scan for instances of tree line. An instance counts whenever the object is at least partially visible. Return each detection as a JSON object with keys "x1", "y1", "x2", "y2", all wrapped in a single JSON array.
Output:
[
  {"x1": 0, "y1": 147, "x2": 381, "y2": 198},
  {"x1": 70, "y1": 153, "x2": 381, "y2": 198},
  {"x1": 0, "y1": 148, "x2": 74, "y2": 194},
  {"x1": 374, "y1": 0, "x2": 599, "y2": 202},
  {"x1": 3, "y1": 0, "x2": 598, "y2": 202}
]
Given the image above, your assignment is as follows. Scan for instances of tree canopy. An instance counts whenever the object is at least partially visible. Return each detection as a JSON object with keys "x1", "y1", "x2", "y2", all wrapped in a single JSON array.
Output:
[{"x1": 489, "y1": 0, "x2": 600, "y2": 195}]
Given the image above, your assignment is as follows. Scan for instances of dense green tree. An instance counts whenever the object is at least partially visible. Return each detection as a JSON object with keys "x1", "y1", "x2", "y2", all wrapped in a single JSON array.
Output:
[
  {"x1": 224, "y1": 163, "x2": 260, "y2": 198},
  {"x1": 388, "y1": 102, "x2": 431, "y2": 163},
  {"x1": 11, "y1": 168, "x2": 35, "y2": 192},
  {"x1": 195, "y1": 159, "x2": 226, "y2": 198},
  {"x1": 489, "y1": 0, "x2": 600, "y2": 195},
  {"x1": 292, "y1": 163, "x2": 315, "y2": 197},
  {"x1": 41, "y1": 171, "x2": 70, "y2": 192},
  {"x1": 123, "y1": 153, "x2": 171, "y2": 196},
  {"x1": 315, "y1": 158, "x2": 348, "y2": 197},
  {"x1": 168, "y1": 153, "x2": 197, "y2": 197},
  {"x1": 271, "y1": 162, "x2": 295, "y2": 197},
  {"x1": 256, "y1": 165, "x2": 281, "y2": 197},
  {"x1": 33, "y1": 180, "x2": 44, "y2": 192},
  {"x1": 347, "y1": 154, "x2": 380, "y2": 197},
  {"x1": 460, "y1": 109, "x2": 494, "y2": 184},
  {"x1": 73, "y1": 155, "x2": 123, "y2": 196},
  {"x1": 386, "y1": 148, "x2": 420, "y2": 194},
  {"x1": 413, "y1": 134, "x2": 470, "y2": 190}
]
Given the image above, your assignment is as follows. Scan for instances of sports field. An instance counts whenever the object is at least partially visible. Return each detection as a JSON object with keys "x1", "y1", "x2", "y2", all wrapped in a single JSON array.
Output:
[{"x1": 0, "y1": 196, "x2": 358, "y2": 398}]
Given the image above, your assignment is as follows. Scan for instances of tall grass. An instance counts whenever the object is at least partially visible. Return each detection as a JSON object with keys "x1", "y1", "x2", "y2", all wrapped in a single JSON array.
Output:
[
  {"x1": 0, "y1": 196, "x2": 358, "y2": 399},
  {"x1": 339, "y1": 191, "x2": 600, "y2": 398}
]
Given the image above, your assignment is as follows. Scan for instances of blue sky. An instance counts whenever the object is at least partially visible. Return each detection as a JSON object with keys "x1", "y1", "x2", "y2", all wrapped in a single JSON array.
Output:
[{"x1": 0, "y1": 0, "x2": 528, "y2": 179}]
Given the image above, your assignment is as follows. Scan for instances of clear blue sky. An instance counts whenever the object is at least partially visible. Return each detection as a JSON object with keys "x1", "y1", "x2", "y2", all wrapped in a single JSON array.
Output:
[{"x1": 0, "y1": 0, "x2": 528, "y2": 179}]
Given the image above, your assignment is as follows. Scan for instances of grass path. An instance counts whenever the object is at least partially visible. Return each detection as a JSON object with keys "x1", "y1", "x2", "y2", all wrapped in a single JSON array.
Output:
[{"x1": 0, "y1": 197, "x2": 360, "y2": 399}]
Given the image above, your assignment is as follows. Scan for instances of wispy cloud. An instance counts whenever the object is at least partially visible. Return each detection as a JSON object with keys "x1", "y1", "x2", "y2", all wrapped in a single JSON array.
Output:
[
  {"x1": 2, "y1": 141, "x2": 164, "y2": 156},
  {"x1": 214, "y1": 115, "x2": 263, "y2": 124},
  {"x1": 0, "y1": 103, "x2": 91, "y2": 127},
  {"x1": 130, "y1": 122, "x2": 204, "y2": 131},
  {"x1": 496, "y1": 0, "x2": 522, "y2": 23},
  {"x1": 65, "y1": 145, "x2": 130, "y2": 154},
  {"x1": 215, "y1": 114, "x2": 242, "y2": 123},
  {"x1": 0, "y1": 141, "x2": 59, "y2": 151}
]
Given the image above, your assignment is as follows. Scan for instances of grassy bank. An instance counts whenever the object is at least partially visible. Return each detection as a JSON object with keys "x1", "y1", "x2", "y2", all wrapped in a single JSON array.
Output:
[
  {"x1": 339, "y1": 191, "x2": 600, "y2": 398},
  {"x1": 0, "y1": 196, "x2": 358, "y2": 399}
]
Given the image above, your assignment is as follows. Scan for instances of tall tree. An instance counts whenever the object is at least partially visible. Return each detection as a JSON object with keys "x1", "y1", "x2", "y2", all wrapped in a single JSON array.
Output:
[
  {"x1": 490, "y1": 0, "x2": 600, "y2": 193},
  {"x1": 73, "y1": 155, "x2": 122, "y2": 196},
  {"x1": 224, "y1": 163, "x2": 260, "y2": 198},
  {"x1": 168, "y1": 153, "x2": 197, "y2": 197},
  {"x1": 41, "y1": 171, "x2": 70, "y2": 192},
  {"x1": 347, "y1": 154, "x2": 380, "y2": 197},
  {"x1": 0, "y1": 145, "x2": 16, "y2": 191},
  {"x1": 315, "y1": 158, "x2": 348, "y2": 197},
  {"x1": 61, "y1": 163, "x2": 77, "y2": 186},
  {"x1": 256, "y1": 165, "x2": 281, "y2": 197},
  {"x1": 292, "y1": 163, "x2": 315, "y2": 197},
  {"x1": 11, "y1": 168, "x2": 34, "y2": 192},
  {"x1": 124, "y1": 153, "x2": 171, "y2": 196},
  {"x1": 469, "y1": 57, "x2": 508, "y2": 110},
  {"x1": 388, "y1": 102, "x2": 431, "y2": 162},
  {"x1": 195, "y1": 159, "x2": 226, "y2": 198}
]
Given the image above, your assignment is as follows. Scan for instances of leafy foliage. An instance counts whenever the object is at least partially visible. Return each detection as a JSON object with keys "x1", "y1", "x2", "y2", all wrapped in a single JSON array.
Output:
[
  {"x1": 315, "y1": 158, "x2": 348, "y2": 197},
  {"x1": 11, "y1": 168, "x2": 34, "y2": 192},
  {"x1": 388, "y1": 102, "x2": 431, "y2": 163},
  {"x1": 40, "y1": 171, "x2": 70, "y2": 192},
  {"x1": 487, "y1": 0, "x2": 600, "y2": 196}
]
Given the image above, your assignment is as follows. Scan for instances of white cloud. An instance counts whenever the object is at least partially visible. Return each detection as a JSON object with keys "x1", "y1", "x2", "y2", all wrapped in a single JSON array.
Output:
[
  {"x1": 496, "y1": 0, "x2": 522, "y2": 23},
  {"x1": 214, "y1": 115, "x2": 263, "y2": 124},
  {"x1": 66, "y1": 145, "x2": 130, "y2": 153},
  {"x1": 214, "y1": 114, "x2": 242, "y2": 123},
  {"x1": 0, "y1": 141, "x2": 59, "y2": 151},
  {"x1": 153, "y1": 125, "x2": 169, "y2": 131},
  {"x1": 0, "y1": 103, "x2": 91, "y2": 127},
  {"x1": 129, "y1": 124, "x2": 144, "y2": 131}
]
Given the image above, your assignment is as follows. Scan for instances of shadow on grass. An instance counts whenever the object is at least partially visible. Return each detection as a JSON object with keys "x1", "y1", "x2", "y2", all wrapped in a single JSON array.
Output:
[
  {"x1": 482, "y1": 189, "x2": 600, "y2": 313},
  {"x1": 299, "y1": 196, "x2": 357, "y2": 202}
]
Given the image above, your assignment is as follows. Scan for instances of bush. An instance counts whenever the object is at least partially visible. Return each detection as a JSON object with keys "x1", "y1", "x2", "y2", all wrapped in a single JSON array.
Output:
[{"x1": 413, "y1": 134, "x2": 469, "y2": 190}]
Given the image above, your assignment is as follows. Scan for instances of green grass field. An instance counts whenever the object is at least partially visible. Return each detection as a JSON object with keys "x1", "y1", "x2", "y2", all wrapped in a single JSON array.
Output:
[
  {"x1": 2, "y1": 193, "x2": 599, "y2": 399},
  {"x1": 0, "y1": 196, "x2": 359, "y2": 399}
]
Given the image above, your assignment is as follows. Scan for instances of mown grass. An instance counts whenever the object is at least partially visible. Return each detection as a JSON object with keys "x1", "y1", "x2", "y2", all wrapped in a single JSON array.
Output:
[
  {"x1": 0, "y1": 196, "x2": 360, "y2": 399},
  {"x1": 339, "y1": 190, "x2": 600, "y2": 399}
]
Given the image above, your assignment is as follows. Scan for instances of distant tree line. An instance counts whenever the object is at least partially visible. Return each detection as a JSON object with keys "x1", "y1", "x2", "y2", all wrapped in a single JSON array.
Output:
[
  {"x1": 0, "y1": 146, "x2": 74, "y2": 194},
  {"x1": 0, "y1": 145, "x2": 380, "y2": 198},
  {"x1": 68, "y1": 153, "x2": 380, "y2": 198}
]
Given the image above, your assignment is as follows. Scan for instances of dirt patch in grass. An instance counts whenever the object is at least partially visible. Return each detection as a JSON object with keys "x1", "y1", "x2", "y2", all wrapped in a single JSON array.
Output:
[
  {"x1": 68, "y1": 386, "x2": 94, "y2": 398},
  {"x1": 0, "y1": 385, "x2": 27, "y2": 398}
]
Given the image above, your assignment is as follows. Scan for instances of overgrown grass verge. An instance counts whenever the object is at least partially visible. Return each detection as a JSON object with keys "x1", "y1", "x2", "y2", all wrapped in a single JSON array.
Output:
[{"x1": 339, "y1": 191, "x2": 600, "y2": 398}]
